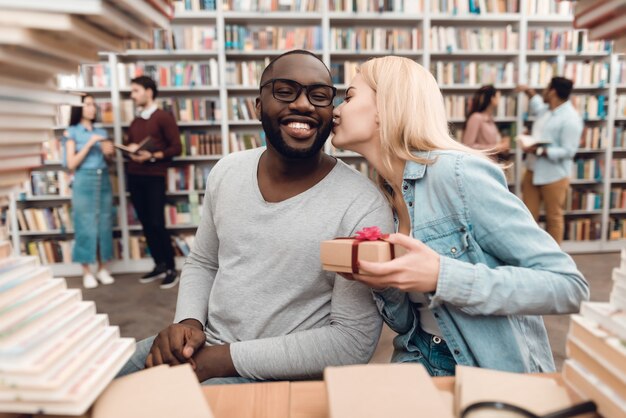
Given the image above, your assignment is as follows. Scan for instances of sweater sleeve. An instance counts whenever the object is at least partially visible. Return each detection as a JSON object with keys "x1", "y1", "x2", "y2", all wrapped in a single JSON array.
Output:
[{"x1": 159, "y1": 111, "x2": 182, "y2": 158}]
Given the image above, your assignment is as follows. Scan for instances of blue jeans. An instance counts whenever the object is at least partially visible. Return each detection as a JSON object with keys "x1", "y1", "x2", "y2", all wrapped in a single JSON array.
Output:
[
  {"x1": 117, "y1": 336, "x2": 258, "y2": 385},
  {"x1": 394, "y1": 330, "x2": 457, "y2": 377}
]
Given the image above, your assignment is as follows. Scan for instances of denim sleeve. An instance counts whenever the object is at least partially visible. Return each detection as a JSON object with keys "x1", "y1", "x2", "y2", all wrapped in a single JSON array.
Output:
[
  {"x1": 545, "y1": 116, "x2": 582, "y2": 162},
  {"x1": 430, "y1": 154, "x2": 590, "y2": 316},
  {"x1": 174, "y1": 170, "x2": 219, "y2": 325},
  {"x1": 529, "y1": 94, "x2": 548, "y2": 116},
  {"x1": 371, "y1": 287, "x2": 414, "y2": 334}
]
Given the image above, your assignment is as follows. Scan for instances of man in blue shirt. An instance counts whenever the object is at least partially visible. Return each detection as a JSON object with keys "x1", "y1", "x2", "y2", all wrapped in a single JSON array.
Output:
[{"x1": 517, "y1": 77, "x2": 583, "y2": 243}]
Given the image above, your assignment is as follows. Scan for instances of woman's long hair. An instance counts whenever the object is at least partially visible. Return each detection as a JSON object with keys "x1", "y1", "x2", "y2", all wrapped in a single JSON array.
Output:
[
  {"x1": 358, "y1": 57, "x2": 490, "y2": 209},
  {"x1": 68, "y1": 94, "x2": 96, "y2": 127},
  {"x1": 464, "y1": 85, "x2": 497, "y2": 129}
]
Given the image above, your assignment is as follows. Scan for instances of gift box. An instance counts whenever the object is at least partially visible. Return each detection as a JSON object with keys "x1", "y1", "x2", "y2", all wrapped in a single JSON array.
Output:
[{"x1": 320, "y1": 227, "x2": 403, "y2": 275}]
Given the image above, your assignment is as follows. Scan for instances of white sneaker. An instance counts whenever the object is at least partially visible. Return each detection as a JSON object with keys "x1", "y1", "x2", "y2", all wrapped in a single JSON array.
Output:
[
  {"x1": 83, "y1": 273, "x2": 98, "y2": 289},
  {"x1": 96, "y1": 269, "x2": 115, "y2": 285}
]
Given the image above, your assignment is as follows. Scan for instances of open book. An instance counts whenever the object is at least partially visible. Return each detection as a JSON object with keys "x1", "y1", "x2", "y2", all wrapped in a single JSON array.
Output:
[
  {"x1": 516, "y1": 134, "x2": 551, "y2": 148},
  {"x1": 114, "y1": 136, "x2": 153, "y2": 155}
]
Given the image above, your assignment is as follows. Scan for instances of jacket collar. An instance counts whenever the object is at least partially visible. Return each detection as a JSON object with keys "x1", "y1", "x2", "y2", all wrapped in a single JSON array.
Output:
[{"x1": 402, "y1": 151, "x2": 432, "y2": 180}]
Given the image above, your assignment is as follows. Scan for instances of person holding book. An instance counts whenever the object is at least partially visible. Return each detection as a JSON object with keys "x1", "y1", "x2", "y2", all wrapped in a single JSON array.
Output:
[
  {"x1": 117, "y1": 50, "x2": 393, "y2": 384},
  {"x1": 63, "y1": 94, "x2": 115, "y2": 289},
  {"x1": 516, "y1": 77, "x2": 583, "y2": 244},
  {"x1": 125, "y1": 75, "x2": 182, "y2": 289},
  {"x1": 462, "y1": 85, "x2": 510, "y2": 156},
  {"x1": 330, "y1": 56, "x2": 589, "y2": 376}
]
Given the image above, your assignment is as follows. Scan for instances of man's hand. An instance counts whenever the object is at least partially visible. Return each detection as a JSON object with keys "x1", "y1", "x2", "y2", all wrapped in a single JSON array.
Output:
[
  {"x1": 515, "y1": 84, "x2": 536, "y2": 98},
  {"x1": 145, "y1": 319, "x2": 206, "y2": 368},
  {"x1": 191, "y1": 343, "x2": 238, "y2": 382},
  {"x1": 126, "y1": 143, "x2": 140, "y2": 153},
  {"x1": 522, "y1": 144, "x2": 538, "y2": 154},
  {"x1": 130, "y1": 149, "x2": 152, "y2": 163}
]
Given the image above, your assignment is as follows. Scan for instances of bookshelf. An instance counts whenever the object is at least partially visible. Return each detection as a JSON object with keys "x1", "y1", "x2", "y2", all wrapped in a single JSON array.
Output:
[{"x1": 9, "y1": 0, "x2": 626, "y2": 276}]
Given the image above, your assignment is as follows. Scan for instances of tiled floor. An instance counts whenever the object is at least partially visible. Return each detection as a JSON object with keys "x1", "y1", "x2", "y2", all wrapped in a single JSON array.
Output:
[{"x1": 66, "y1": 252, "x2": 618, "y2": 370}]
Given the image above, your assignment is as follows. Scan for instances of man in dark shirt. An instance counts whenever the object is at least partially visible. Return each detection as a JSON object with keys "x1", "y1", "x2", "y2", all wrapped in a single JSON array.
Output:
[{"x1": 126, "y1": 75, "x2": 182, "y2": 289}]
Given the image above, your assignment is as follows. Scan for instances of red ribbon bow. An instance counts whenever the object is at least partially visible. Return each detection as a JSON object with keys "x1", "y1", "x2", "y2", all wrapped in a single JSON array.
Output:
[{"x1": 338, "y1": 227, "x2": 394, "y2": 274}]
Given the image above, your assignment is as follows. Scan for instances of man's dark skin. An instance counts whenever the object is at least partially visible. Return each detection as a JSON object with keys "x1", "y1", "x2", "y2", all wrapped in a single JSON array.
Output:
[{"x1": 145, "y1": 52, "x2": 337, "y2": 382}]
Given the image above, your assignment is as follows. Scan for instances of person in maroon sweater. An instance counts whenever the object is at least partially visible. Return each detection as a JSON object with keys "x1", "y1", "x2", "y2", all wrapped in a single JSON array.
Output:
[{"x1": 125, "y1": 75, "x2": 182, "y2": 289}]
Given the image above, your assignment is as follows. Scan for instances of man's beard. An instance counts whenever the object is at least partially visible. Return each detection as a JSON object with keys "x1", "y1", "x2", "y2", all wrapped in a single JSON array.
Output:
[{"x1": 260, "y1": 111, "x2": 331, "y2": 159}]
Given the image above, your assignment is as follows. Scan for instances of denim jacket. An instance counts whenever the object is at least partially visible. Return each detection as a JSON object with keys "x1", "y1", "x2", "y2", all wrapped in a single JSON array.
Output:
[{"x1": 373, "y1": 150, "x2": 589, "y2": 373}]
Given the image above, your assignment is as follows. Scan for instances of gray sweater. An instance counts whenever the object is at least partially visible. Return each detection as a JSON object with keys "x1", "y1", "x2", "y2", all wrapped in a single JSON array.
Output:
[{"x1": 174, "y1": 148, "x2": 394, "y2": 380}]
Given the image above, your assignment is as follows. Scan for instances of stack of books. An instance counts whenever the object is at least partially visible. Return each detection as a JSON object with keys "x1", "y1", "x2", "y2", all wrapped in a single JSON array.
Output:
[
  {"x1": 573, "y1": 0, "x2": 626, "y2": 53},
  {"x1": 562, "y1": 249, "x2": 626, "y2": 418},
  {"x1": 0, "y1": 245, "x2": 135, "y2": 415},
  {"x1": 0, "y1": 0, "x2": 173, "y2": 197}
]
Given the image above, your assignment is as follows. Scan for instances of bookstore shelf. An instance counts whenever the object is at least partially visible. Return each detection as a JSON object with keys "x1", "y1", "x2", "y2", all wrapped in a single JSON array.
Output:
[
  {"x1": 225, "y1": 49, "x2": 324, "y2": 57},
  {"x1": 19, "y1": 230, "x2": 73, "y2": 237},
  {"x1": 228, "y1": 120, "x2": 261, "y2": 126},
  {"x1": 430, "y1": 52, "x2": 518, "y2": 58},
  {"x1": 114, "y1": 50, "x2": 220, "y2": 59},
  {"x1": 330, "y1": 50, "x2": 423, "y2": 57},
  {"x1": 171, "y1": 10, "x2": 217, "y2": 21},
  {"x1": 173, "y1": 155, "x2": 221, "y2": 161},
  {"x1": 526, "y1": 15, "x2": 573, "y2": 23},
  {"x1": 571, "y1": 179, "x2": 601, "y2": 185},
  {"x1": 526, "y1": 51, "x2": 611, "y2": 58},
  {"x1": 18, "y1": 196, "x2": 71, "y2": 202},
  {"x1": 439, "y1": 84, "x2": 517, "y2": 91},
  {"x1": 222, "y1": 11, "x2": 323, "y2": 22},
  {"x1": 327, "y1": 12, "x2": 423, "y2": 24},
  {"x1": 610, "y1": 209, "x2": 626, "y2": 215},
  {"x1": 429, "y1": 13, "x2": 520, "y2": 23},
  {"x1": 227, "y1": 85, "x2": 261, "y2": 91}
]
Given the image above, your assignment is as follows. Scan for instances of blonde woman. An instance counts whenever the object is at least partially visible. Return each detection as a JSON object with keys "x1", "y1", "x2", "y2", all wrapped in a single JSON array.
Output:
[{"x1": 331, "y1": 56, "x2": 589, "y2": 376}]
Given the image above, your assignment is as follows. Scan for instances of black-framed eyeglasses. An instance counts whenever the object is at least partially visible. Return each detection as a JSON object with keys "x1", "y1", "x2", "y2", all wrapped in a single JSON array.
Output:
[
  {"x1": 260, "y1": 78, "x2": 337, "y2": 107},
  {"x1": 461, "y1": 400, "x2": 597, "y2": 418}
]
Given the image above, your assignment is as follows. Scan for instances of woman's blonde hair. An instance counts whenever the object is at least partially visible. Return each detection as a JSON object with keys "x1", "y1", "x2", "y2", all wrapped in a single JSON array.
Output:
[{"x1": 358, "y1": 57, "x2": 492, "y2": 207}]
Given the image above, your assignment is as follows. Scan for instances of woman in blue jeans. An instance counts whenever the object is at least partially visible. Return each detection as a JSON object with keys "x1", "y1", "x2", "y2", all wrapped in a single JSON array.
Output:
[
  {"x1": 64, "y1": 94, "x2": 116, "y2": 289},
  {"x1": 331, "y1": 56, "x2": 589, "y2": 376}
]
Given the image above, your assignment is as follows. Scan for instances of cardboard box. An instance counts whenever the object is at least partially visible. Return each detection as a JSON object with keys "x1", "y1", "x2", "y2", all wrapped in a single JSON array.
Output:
[{"x1": 320, "y1": 239, "x2": 403, "y2": 274}]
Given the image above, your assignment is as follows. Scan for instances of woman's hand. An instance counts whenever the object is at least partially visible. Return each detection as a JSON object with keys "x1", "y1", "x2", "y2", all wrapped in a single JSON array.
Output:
[
  {"x1": 87, "y1": 134, "x2": 106, "y2": 148},
  {"x1": 346, "y1": 233, "x2": 441, "y2": 293},
  {"x1": 100, "y1": 140, "x2": 114, "y2": 157}
]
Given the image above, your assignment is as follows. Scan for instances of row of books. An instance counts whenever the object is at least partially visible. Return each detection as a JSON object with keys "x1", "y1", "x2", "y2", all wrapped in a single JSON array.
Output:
[
  {"x1": 567, "y1": 190, "x2": 602, "y2": 212},
  {"x1": 431, "y1": 61, "x2": 515, "y2": 86},
  {"x1": 330, "y1": 0, "x2": 420, "y2": 12},
  {"x1": 158, "y1": 97, "x2": 221, "y2": 122},
  {"x1": 224, "y1": 59, "x2": 269, "y2": 87},
  {"x1": 124, "y1": 26, "x2": 219, "y2": 52},
  {"x1": 180, "y1": 131, "x2": 223, "y2": 156},
  {"x1": 431, "y1": 0, "x2": 518, "y2": 14},
  {"x1": 609, "y1": 187, "x2": 626, "y2": 210},
  {"x1": 430, "y1": 26, "x2": 518, "y2": 53},
  {"x1": 330, "y1": 61, "x2": 361, "y2": 85},
  {"x1": 444, "y1": 94, "x2": 516, "y2": 119},
  {"x1": 610, "y1": 159, "x2": 626, "y2": 181},
  {"x1": 225, "y1": 0, "x2": 317, "y2": 11},
  {"x1": 565, "y1": 218, "x2": 601, "y2": 242},
  {"x1": 225, "y1": 25, "x2": 323, "y2": 51},
  {"x1": 174, "y1": 0, "x2": 216, "y2": 11},
  {"x1": 119, "y1": 61, "x2": 220, "y2": 89},
  {"x1": 228, "y1": 131, "x2": 266, "y2": 153},
  {"x1": 573, "y1": 158, "x2": 602, "y2": 181},
  {"x1": 526, "y1": 0, "x2": 572, "y2": 16},
  {"x1": 570, "y1": 95, "x2": 607, "y2": 120},
  {"x1": 20, "y1": 240, "x2": 72, "y2": 264},
  {"x1": 580, "y1": 126, "x2": 606, "y2": 151},
  {"x1": 615, "y1": 125, "x2": 626, "y2": 149},
  {"x1": 167, "y1": 165, "x2": 213, "y2": 192},
  {"x1": 573, "y1": 0, "x2": 626, "y2": 55},
  {"x1": 16, "y1": 206, "x2": 73, "y2": 233},
  {"x1": 562, "y1": 253, "x2": 626, "y2": 417},
  {"x1": 527, "y1": 29, "x2": 610, "y2": 53},
  {"x1": 527, "y1": 61, "x2": 609, "y2": 87},
  {"x1": 609, "y1": 218, "x2": 626, "y2": 240},
  {"x1": 329, "y1": 27, "x2": 421, "y2": 52},
  {"x1": 227, "y1": 97, "x2": 257, "y2": 121},
  {"x1": 618, "y1": 95, "x2": 626, "y2": 118},
  {"x1": 29, "y1": 171, "x2": 71, "y2": 198},
  {"x1": 165, "y1": 198, "x2": 201, "y2": 226}
]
